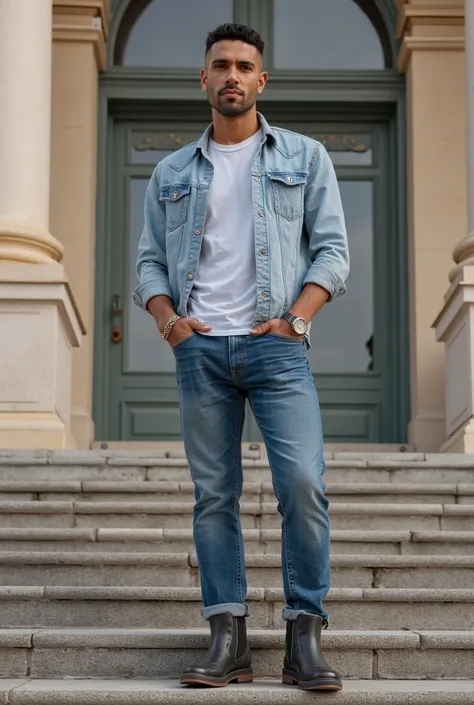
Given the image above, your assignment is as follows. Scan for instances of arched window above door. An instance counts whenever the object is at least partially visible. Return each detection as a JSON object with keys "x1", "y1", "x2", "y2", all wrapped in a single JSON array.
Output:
[
  {"x1": 114, "y1": 0, "x2": 393, "y2": 70},
  {"x1": 115, "y1": 0, "x2": 234, "y2": 67},
  {"x1": 273, "y1": 0, "x2": 389, "y2": 70}
]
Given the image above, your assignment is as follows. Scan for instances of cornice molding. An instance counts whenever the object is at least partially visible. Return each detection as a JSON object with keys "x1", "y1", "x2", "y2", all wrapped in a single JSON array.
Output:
[
  {"x1": 53, "y1": 1, "x2": 109, "y2": 70},
  {"x1": 53, "y1": 0, "x2": 110, "y2": 33},
  {"x1": 396, "y1": 5, "x2": 465, "y2": 74},
  {"x1": 53, "y1": 24, "x2": 107, "y2": 70},
  {"x1": 398, "y1": 36, "x2": 464, "y2": 73},
  {"x1": 397, "y1": 6, "x2": 464, "y2": 39}
]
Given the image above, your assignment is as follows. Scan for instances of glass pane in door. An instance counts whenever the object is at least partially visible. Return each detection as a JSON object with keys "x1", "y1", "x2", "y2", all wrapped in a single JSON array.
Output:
[
  {"x1": 308, "y1": 181, "x2": 374, "y2": 373},
  {"x1": 122, "y1": 0, "x2": 233, "y2": 67},
  {"x1": 126, "y1": 174, "x2": 176, "y2": 374}
]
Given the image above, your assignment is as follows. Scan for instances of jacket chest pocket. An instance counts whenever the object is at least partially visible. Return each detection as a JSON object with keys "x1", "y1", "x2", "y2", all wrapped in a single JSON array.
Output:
[
  {"x1": 268, "y1": 172, "x2": 307, "y2": 222},
  {"x1": 159, "y1": 183, "x2": 191, "y2": 231}
]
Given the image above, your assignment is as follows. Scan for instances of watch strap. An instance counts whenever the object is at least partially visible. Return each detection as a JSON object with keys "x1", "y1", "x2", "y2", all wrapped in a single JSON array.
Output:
[{"x1": 282, "y1": 312, "x2": 297, "y2": 325}]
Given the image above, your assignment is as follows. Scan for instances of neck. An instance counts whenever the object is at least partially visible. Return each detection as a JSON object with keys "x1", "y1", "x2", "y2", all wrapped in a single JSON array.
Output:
[{"x1": 211, "y1": 108, "x2": 260, "y2": 145}]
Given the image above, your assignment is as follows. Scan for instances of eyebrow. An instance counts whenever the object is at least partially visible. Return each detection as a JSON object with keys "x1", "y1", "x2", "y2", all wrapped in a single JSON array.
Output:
[{"x1": 211, "y1": 58, "x2": 256, "y2": 69}]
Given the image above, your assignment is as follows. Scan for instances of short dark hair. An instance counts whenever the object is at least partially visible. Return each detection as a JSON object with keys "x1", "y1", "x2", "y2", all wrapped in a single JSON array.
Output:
[{"x1": 205, "y1": 23, "x2": 264, "y2": 58}]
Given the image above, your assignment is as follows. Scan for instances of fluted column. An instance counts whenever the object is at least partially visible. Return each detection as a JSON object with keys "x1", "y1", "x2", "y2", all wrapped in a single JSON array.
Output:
[{"x1": 0, "y1": 0, "x2": 63, "y2": 263}]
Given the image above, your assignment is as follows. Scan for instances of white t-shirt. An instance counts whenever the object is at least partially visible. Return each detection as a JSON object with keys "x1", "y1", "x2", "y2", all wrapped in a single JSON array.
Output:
[{"x1": 187, "y1": 130, "x2": 263, "y2": 335}]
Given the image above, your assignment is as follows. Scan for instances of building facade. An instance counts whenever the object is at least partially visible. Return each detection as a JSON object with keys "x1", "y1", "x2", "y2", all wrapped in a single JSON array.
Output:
[{"x1": 0, "y1": 0, "x2": 472, "y2": 453}]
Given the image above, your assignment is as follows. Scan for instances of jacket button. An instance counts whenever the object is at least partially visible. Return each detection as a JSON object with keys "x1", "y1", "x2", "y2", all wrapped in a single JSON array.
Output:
[
  {"x1": 286, "y1": 176, "x2": 293, "y2": 183},
  {"x1": 260, "y1": 249, "x2": 267, "y2": 255},
  {"x1": 172, "y1": 192, "x2": 179, "y2": 200},
  {"x1": 187, "y1": 274, "x2": 194, "y2": 280},
  {"x1": 260, "y1": 291, "x2": 268, "y2": 297},
  {"x1": 194, "y1": 229, "x2": 201, "y2": 235},
  {"x1": 257, "y1": 210, "x2": 264, "y2": 217}
]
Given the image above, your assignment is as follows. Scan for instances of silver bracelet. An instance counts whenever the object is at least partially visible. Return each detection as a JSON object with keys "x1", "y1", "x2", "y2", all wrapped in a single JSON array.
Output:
[{"x1": 160, "y1": 314, "x2": 181, "y2": 341}]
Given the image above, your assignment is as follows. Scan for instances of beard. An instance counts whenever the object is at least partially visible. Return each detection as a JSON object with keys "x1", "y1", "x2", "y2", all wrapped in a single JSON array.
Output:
[{"x1": 209, "y1": 87, "x2": 258, "y2": 117}]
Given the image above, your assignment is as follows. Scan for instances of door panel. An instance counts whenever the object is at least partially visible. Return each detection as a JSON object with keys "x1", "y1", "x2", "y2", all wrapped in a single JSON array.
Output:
[
  {"x1": 309, "y1": 180, "x2": 374, "y2": 374},
  {"x1": 100, "y1": 117, "x2": 403, "y2": 443}
]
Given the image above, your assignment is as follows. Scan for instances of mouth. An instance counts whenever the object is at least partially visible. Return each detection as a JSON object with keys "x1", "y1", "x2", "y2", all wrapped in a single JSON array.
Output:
[{"x1": 221, "y1": 89, "x2": 241, "y2": 97}]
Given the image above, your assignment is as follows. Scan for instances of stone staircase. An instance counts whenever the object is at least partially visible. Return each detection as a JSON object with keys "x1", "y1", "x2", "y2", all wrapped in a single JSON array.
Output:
[{"x1": 0, "y1": 448, "x2": 473, "y2": 703}]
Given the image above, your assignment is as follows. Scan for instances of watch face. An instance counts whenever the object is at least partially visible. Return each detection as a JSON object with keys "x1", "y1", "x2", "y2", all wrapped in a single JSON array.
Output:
[{"x1": 294, "y1": 318, "x2": 308, "y2": 335}]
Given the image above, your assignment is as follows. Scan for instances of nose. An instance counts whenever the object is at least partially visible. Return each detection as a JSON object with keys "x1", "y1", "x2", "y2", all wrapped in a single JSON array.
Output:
[{"x1": 224, "y1": 66, "x2": 240, "y2": 86}]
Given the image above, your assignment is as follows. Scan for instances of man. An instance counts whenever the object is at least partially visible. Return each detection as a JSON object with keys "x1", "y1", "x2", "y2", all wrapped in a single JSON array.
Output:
[{"x1": 134, "y1": 23, "x2": 349, "y2": 692}]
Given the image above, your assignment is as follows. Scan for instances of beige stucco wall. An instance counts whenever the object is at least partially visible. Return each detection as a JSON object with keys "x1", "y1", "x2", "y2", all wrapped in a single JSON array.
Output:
[
  {"x1": 50, "y1": 2, "x2": 108, "y2": 449},
  {"x1": 399, "y1": 1, "x2": 466, "y2": 451},
  {"x1": 406, "y1": 50, "x2": 467, "y2": 449},
  {"x1": 50, "y1": 40, "x2": 99, "y2": 449}
]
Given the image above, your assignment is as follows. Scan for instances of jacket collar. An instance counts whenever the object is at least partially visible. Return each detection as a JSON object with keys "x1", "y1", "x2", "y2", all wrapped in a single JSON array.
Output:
[{"x1": 195, "y1": 111, "x2": 275, "y2": 155}]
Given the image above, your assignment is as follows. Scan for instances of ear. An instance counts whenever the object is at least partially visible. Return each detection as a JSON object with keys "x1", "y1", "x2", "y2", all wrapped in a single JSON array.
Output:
[
  {"x1": 201, "y1": 68, "x2": 207, "y2": 92},
  {"x1": 257, "y1": 71, "x2": 268, "y2": 95}
]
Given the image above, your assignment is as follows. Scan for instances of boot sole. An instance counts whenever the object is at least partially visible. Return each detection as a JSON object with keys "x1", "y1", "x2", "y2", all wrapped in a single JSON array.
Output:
[
  {"x1": 180, "y1": 668, "x2": 254, "y2": 688},
  {"x1": 283, "y1": 671, "x2": 343, "y2": 691}
]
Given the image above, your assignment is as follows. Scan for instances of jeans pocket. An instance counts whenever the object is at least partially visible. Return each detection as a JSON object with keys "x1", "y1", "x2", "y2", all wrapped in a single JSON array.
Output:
[
  {"x1": 265, "y1": 333, "x2": 304, "y2": 344},
  {"x1": 171, "y1": 332, "x2": 196, "y2": 351}
]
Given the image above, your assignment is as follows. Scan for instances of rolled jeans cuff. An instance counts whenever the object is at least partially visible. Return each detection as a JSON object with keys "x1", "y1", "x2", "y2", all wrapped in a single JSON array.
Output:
[
  {"x1": 202, "y1": 603, "x2": 251, "y2": 621},
  {"x1": 283, "y1": 608, "x2": 329, "y2": 627}
]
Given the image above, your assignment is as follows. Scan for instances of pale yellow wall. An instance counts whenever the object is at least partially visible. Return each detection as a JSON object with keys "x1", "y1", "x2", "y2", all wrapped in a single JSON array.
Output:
[
  {"x1": 399, "y1": 1, "x2": 466, "y2": 451},
  {"x1": 50, "y1": 40, "x2": 98, "y2": 449},
  {"x1": 49, "y1": 2, "x2": 108, "y2": 448},
  {"x1": 407, "y1": 50, "x2": 467, "y2": 449}
]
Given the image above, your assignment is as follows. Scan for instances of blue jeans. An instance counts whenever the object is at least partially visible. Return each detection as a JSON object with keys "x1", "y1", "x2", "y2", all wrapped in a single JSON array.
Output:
[{"x1": 173, "y1": 333, "x2": 330, "y2": 625}]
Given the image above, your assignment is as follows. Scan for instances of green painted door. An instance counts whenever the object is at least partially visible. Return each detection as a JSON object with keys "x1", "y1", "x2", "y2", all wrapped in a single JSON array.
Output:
[{"x1": 98, "y1": 112, "x2": 406, "y2": 443}]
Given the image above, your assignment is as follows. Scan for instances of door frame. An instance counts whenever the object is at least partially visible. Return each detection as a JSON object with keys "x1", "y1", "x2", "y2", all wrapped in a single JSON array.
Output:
[{"x1": 93, "y1": 88, "x2": 408, "y2": 442}]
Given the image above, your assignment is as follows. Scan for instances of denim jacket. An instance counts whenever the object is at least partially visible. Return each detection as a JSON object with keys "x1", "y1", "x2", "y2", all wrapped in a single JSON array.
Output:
[{"x1": 133, "y1": 113, "x2": 349, "y2": 325}]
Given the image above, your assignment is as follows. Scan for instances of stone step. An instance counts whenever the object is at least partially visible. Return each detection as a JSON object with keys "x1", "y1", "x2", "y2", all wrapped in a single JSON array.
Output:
[
  {"x1": 0, "y1": 628, "x2": 473, "y2": 680},
  {"x1": 1, "y1": 586, "x2": 474, "y2": 630},
  {"x1": 0, "y1": 552, "x2": 472, "y2": 589},
  {"x1": 0, "y1": 528, "x2": 473, "y2": 555},
  {"x1": 0, "y1": 500, "x2": 472, "y2": 530},
  {"x1": 1, "y1": 678, "x2": 474, "y2": 704},
  {"x1": 2, "y1": 451, "x2": 474, "y2": 484},
  {"x1": 1, "y1": 480, "x2": 473, "y2": 504}
]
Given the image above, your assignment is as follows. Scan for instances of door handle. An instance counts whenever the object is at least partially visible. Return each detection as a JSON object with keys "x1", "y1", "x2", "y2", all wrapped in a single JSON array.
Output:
[
  {"x1": 111, "y1": 294, "x2": 123, "y2": 344},
  {"x1": 111, "y1": 326, "x2": 123, "y2": 344}
]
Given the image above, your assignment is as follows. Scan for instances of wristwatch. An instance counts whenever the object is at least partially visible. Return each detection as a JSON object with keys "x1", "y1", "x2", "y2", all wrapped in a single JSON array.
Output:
[{"x1": 282, "y1": 312, "x2": 309, "y2": 335}]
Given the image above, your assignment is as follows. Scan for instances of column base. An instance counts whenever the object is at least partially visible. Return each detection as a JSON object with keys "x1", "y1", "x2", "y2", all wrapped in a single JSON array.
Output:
[
  {"x1": 71, "y1": 408, "x2": 95, "y2": 450},
  {"x1": 440, "y1": 418, "x2": 474, "y2": 453},
  {"x1": 0, "y1": 221, "x2": 63, "y2": 263},
  {"x1": 0, "y1": 412, "x2": 76, "y2": 450},
  {"x1": 434, "y1": 265, "x2": 474, "y2": 452},
  {"x1": 407, "y1": 412, "x2": 445, "y2": 452},
  {"x1": 0, "y1": 262, "x2": 85, "y2": 450}
]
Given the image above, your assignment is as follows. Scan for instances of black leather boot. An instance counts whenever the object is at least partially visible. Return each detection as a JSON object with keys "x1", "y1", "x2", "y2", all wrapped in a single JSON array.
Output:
[
  {"x1": 180, "y1": 613, "x2": 253, "y2": 687},
  {"x1": 282, "y1": 614, "x2": 342, "y2": 691}
]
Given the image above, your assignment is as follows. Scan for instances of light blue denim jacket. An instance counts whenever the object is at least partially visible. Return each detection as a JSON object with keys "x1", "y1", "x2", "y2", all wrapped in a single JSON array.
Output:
[{"x1": 133, "y1": 113, "x2": 349, "y2": 325}]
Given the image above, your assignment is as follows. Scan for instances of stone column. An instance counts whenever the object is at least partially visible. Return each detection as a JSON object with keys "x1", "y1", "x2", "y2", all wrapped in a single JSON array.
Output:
[
  {"x1": 434, "y1": 0, "x2": 474, "y2": 452},
  {"x1": 0, "y1": 0, "x2": 62, "y2": 263},
  {"x1": 0, "y1": 0, "x2": 84, "y2": 449},
  {"x1": 398, "y1": 0, "x2": 466, "y2": 451}
]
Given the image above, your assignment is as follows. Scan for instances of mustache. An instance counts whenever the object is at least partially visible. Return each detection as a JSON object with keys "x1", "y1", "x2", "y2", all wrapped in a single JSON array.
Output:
[{"x1": 219, "y1": 86, "x2": 243, "y2": 95}]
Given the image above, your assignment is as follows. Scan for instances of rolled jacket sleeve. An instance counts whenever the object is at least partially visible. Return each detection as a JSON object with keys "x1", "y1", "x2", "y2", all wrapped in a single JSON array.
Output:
[
  {"x1": 133, "y1": 163, "x2": 173, "y2": 312},
  {"x1": 303, "y1": 143, "x2": 350, "y2": 300}
]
